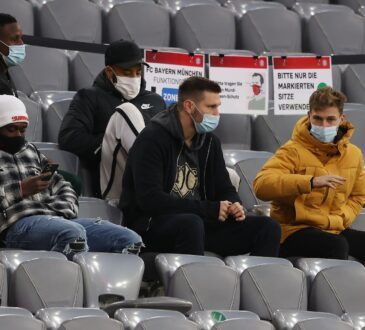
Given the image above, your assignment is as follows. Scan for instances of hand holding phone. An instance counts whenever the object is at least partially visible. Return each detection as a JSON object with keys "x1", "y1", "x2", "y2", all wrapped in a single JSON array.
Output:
[{"x1": 41, "y1": 163, "x2": 59, "y2": 181}]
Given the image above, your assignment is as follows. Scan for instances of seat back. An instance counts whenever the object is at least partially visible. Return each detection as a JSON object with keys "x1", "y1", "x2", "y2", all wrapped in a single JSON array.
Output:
[
  {"x1": 38, "y1": 148, "x2": 80, "y2": 175},
  {"x1": 276, "y1": 0, "x2": 329, "y2": 9},
  {"x1": 223, "y1": 150, "x2": 273, "y2": 168},
  {"x1": 21, "y1": 96, "x2": 43, "y2": 142},
  {"x1": 39, "y1": 0, "x2": 102, "y2": 43},
  {"x1": 0, "y1": 315, "x2": 46, "y2": 330},
  {"x1": 292, "y1": 318, "x2": 353, "y2": 330},
  {"x1": 107, "y1": 2, "x2": 170, "y2": 46},
  {"x1": 11, "y1": 259, "x2": 83, "y2": 313},
  {"x1": 336, "y1": 0, "x2": 364, "y2": 12},
  {"x1": 168, "y1": 263, "x2": 240, "y2": 312},
  {"x1": 173, "y1": 5, "x2": 236, "y2": 52},
  {"x1": 310, "y1": 266, "x2": 365, "y2": 315},
  {"x1": 224, "y1": 1, "x2": 285, "y2": 18},
  {"x1": 158, "y1": 0, "x2": 219, "y2": 14},
  {"x1": 240, "y1": 264, "x2": 307, "y2": 320},
  {"x1": 0, "y1": 0, "x2": 34, "y2": 35},
  {"x1": 134, "y1": 317, "x2": 199, "y2": 330},
  {"x1": 73, "y1": 253, "x2": 144, "y2": 307},
  {"x1": 211, "y1": 318, "x2": 275, "y2": 330},
  {"x1": 59, "y1": 316, "x2": 124, "y2": 330},
  {"x1": 0, "y1": 265, "x2": 7, "y2": 307},
  {"x1": 9, "y1": 46, "x2": 69, "y2": 96},
  {"x1": 155, "y1": 253, "x2": 225, "y2": 290}
]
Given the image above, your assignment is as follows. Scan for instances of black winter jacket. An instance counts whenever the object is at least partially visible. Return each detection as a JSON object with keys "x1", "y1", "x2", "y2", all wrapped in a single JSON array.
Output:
[{"x1": 120, "y1": 105, "x2": 241, "y2": 234}]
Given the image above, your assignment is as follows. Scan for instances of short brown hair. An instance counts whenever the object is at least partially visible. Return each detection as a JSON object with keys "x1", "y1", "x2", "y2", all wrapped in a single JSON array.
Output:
[
  {"x1": 309, "y1": 86, "x2": 347, "y2": 114},
  {"x1": 178, "y1": 77, "x2": 221, "y2": 106}
]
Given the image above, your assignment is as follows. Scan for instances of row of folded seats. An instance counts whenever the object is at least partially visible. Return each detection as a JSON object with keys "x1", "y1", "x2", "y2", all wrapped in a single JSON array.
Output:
[
  {"x1": 0, "y1": 252, "x2": 363, "y2": 329},
  {"x1": 3, "y1": 0, "x2": 365, "y2": 53}
]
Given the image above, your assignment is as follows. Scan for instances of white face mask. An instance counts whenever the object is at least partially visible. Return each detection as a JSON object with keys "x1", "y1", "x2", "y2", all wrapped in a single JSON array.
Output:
[{"x1": 113, "y1": 74, "x2": 141, "y2": 100}]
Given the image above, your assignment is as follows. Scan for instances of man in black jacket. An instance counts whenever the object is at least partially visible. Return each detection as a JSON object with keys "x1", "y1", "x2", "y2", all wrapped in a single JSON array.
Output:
[
  {"x1": 0, "y1": 13, "x2": 25, "y2": 96},
  {"x1": 58, "y1": 40, "x2": 165, "y2": 196},
  {"x1": 120, "y1": 77, "x2": 281, "y2": 256}
]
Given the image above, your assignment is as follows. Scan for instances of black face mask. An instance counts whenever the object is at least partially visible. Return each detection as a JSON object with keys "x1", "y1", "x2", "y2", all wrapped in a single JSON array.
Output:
[{"x1": 0, "y1": 135, "x2": 26, "y2": 154}]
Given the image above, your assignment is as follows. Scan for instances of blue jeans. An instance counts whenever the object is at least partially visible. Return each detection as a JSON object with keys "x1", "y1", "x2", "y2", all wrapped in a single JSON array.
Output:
[{"x1": 4, "y1": 215, "x2": 142, "y2": 256}]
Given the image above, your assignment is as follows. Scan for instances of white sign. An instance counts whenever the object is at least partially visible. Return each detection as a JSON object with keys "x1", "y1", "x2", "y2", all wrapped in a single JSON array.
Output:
[
  {"x1": 208, "y1": 55, "x2": 269, "y2": 115},
  {"x1": 273, "y1": 56, "x2": 332, "y2": 115},
  {"x1": 144, "y1": 50, "x2": 205, "y2": 106}
]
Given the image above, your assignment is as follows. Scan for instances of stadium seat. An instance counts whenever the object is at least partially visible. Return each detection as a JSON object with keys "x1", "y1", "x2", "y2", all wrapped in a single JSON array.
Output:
[
  {"x1": 343, "y1": 65, "x2": 365, "y2": 106},
  {"x1": 292, "y1": 318, "x2": 353, "y2": 330},
  {"x1": 36, "y1": 308, "x2": 109, "y2": 330},
  {"x1": 240, "y1": 264, "x2": 307, "y2": 320},
  {"x1": 189, "y1": 310, "x2": 259, "y2": 330},
  {"x1": 310, "y1": 266, "x2": 365, "y2": 315},
  {"x1": 214, "y1": 114, "x2": 252, "y2": 150},
  {"x1": 223, "y1": 150, "x2": 272, "y2": 168},
  {"x1": 32, "y1": 142, "x2": 59, "y2": 149},
  {"x1": 234, "y1": 156, "x2": 272, "y2": 211},
  {"x1": 0, "y1": 0, "x2": 34, "y2": 35},
  {"x1": 106, "y1": 2, "x2": 170, "y2": 46},
  {"x1": 43, "y1": 99, "x2": 72, "y2": 143},
  {"x1": 155, "y1": 253, "x2": 225, "y2": 290},
  {"x1": 236, "y1": 3, "x2": 301, "y2": 53},
  {"x1": 70, "y1": 52, "x2": 104, "y2": 90},
  {"x1": 292, "y1": 3, "x2": 352, "y2": 21},
  {"x1": 224, "y1": 255, "x2": 292, "y2": 275},
  {"x1": 134, "y1": 317, "x2": 199, "y2": 330},
  {"x1": 0, "y1": 307, "x2": 33, "y2": 317},
  {"x1": 91, "y1": 0, "x2": 155, "y2": 12},
  {"x1": 273, "y1": 310, "x2": 341, "y2": 330},
  {"x1": 20, "y1": 96, "x2": 43, "y2": 142},
  {"x1": 350, "y1": 211, "x2": 365, "y2": 231},
  {"x1": 11, "y1": 258, "x2": 83, "y2": 313},
  {"x1": 210, "y1": 318, "x2": 275, "y2": 330},
  {"x1": 9, "y1": 46, "x2": 69, "y2": 96},
  {"x1": 274, "y1": 0, "x2": 329, "y2": 9},
  {"x1": 59, "y1": 316, "x2": 124, "y2": 330},
  {"x1": 38, "y1": 148, "x2": 80, "y2": 175},
  {"x1": 0, "y1": 265, "x2": 7, "y2": 306},
  {"x1": 78, "y1": 197, "x2": 122, "y2": 225},
  {"x1": 39, "y1": 0, "x2": 102, "y2": 43},
  {"x1": 30, "y1": 91, "x2": 76, "y2": 112},
  {"x1": 0, "y1": 315, "x2": 46, "y2": 330},
  {"x1": 359, "y1": 6, "x2": 365, "y2": 16},
  {"x1": 341, "y1": 312, "x2": 365, "y2": 330},
  {"x1": 224, "y1": 0, "x2": 285, "y2": 18},
  {"x1": 336, "y1": 0, "x2": 365, "y2": 12},
  {"x1": 157, "y1": 0, "x2": 220, "y2": 14},
  {"x1": 115, "y1": 308, "x2": 186, "y2": 329},
  {"x1": 172, "y1": 5, "x2": 236, "y2": 52}
]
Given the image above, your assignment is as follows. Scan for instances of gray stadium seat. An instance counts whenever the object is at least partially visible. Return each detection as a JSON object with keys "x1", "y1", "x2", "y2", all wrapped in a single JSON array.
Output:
[
  {"x1": 115, "y1": 309, "x2": 186, "y2": 330},
  {"x1": 274, "y1": 0, "x2": 329, "y2": 9},
  {"x1": 292, "y1": 318, "x2": 353, "y2": 330},
  {"x1": 73, "y1": 253, "x2": 144, "y2": 307},
  {"x1": 30, "y1": 91, "x2": 76, "y2": 112},
  {"x1": 234, "y1": 156, "x2": 272, "y2": 210},
  {"x1": 224, "y1": 0, "x2": 285, "y2": 18},
  {"x1": 189, "y1": 310, "x2": 259, "y2": 330},
  {"x1": 240, "y1": 264, "x2": 307, "y2": 321},
  {"x1": 106, "y1": 2, "x2": 170, "y2": 47},
  {"x1": 91, "y1": 0, "x2": 155, "y2": 12},
  {"x1": 11, "y1": 258, "x2": 83, "y2": 313},
  {"x1": 306, "y1": 10, "x2": 365, "y2": 55},
  {"x1": 224, "y1": 255, "x2": 292, "y2": 275},
  {"x1": 273, "y1": 310, "x2": 341, "y2": 330},
  {"x1": 0, "y1": 307, "x2": 33, "y2": 317},
  {"x1": 359, "y1": 6, "x2": 365, "y2": 16},
  {"x1": 59, "y1": 316, "x2": 124, "y2": 330},
  {"x1": 350, "y1": 211, "x2": 365, "y2": 231},
  {"x1": 0, "y1": 315, "x2": 46, "y2": 330},
  {"x1": 20, "y1": 96, "x2": 43, "y2": 142},
  {"x1": 78, "y1": 197, "x2": 122, "y2": 225},
  {"x1": 70, "y1": 52, "x2": 104, "y2": 90},
  {"x1": 134, "y1": 317, "x2": 199, "y2": 330},
  {"x1": 0, "y1": 265, "x2": 7, "y2": 307},
  {"x1": 214, "y1": 114, "x2": 252, "y2": 150},
  {"x1": 38, "y1": 148, "x2": 79, "y2": 175},
  {"x1": 236, "y1": 3, "x2": 301, "y2": 53},
  {"x1": 341, "y1": 312, "x2": 365, "y2": 330},
  {"x1": 336, "y1": 0, "x2": 365, "y2": 12},
  {"x1": 310, "y1": 266, "x2": 365, "y2": 315},
  {"x1": 32, "y1": 142, "x2": 59, "y2": 149},
  {"x1": 199, "y1": 49, "x2": 255, "y2": 56},
  {"x1": 167, "y1": 263, "x2": 240, "y2": 312},
  {"x1": 223, "y1": 150, "x2": 273, "y2": 168},
  {"x1": 39, "y1": 0, "x2": 102, "y2": 43},
  {"x1": 211, "y1": 319, "x2": 275, "y2": 330},
  {"x1": 155, "y1": 253, "x2": 225, "y2": 290},
  {"x1": 0, "y1": 0, "x2": 34, "y2": 35},
  {"x1": 9, "y1": 46, "x2": 69, "y2": 96},
  {"x1": 292, "y1": 3, "x2": 352, "y2": 21},
  {"x1": 43, "y1": 99, "x2": 72, "y2": 143},
  {"x1": 157, "y1": 0, "x2": 220, "y2": 14},
  {"x1": 343, "y1": 65, "x2": 365, "y2": 106},
  {"x1": 172, "y1": 5, "x2": 236, "y2": 52},
  {"x1": 36, "y1": 308, "x2": 109, "y2": 330}
]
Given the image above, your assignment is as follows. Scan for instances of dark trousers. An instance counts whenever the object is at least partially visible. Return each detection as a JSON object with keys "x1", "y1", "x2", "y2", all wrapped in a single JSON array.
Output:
[
  {"x1": 142, "y1": 213, "x2": 281, "y2": 257},
  {"x1": 280, "y1": 227, "x2": 365, "y2": 261}
]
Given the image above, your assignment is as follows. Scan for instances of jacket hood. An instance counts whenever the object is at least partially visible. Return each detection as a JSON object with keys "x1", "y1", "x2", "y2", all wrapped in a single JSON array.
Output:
[
  {"x1": 93, "y1": 70, "x2": 147, "y2": 98},
  {"x1": 291, "y1": 116, "x2": 355, "y2": 154},
  {"x1": 151, "y1": 103, "x2": 206, "y2": 150}
]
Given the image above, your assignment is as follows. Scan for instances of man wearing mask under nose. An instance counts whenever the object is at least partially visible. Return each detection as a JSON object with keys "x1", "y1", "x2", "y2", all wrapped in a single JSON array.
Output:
[
  {"x1": 58, "y1": 40, "x2": 165, "y2": 196},
  {"x1": 254, "y1": 87, "x2": 365, "y2": 261},
  {"x1": 0, "y1": 13, "x2": 25, "y2": 96},
  {"x1": 120, "y1": 77, "x2": 281, "y2": 256}
]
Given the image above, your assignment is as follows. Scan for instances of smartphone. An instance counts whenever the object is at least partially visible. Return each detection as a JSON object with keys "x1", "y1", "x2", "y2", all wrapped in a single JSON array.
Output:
[{"x1": 41, "y1": 163, "x2": 59, "y2": 181}]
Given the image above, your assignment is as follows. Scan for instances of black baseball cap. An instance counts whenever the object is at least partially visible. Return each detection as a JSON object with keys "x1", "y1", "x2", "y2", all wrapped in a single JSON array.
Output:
[{"x1": 105, "y1": 40, "x2": 148, "y2": 69}]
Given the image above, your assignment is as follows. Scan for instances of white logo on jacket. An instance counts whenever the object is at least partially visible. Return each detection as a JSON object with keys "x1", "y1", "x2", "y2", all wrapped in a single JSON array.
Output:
[{"x1": 141, "y1": 104, "x2": 153, "y2": 110}]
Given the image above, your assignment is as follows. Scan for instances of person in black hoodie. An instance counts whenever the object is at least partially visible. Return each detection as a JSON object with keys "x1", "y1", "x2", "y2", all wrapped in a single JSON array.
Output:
[
  {"x1": 58, "y1": 40, "x2": 165, "y2": 196},
  {"x1": 120, "y1": 77, "x2": 281, "y2": 256}
]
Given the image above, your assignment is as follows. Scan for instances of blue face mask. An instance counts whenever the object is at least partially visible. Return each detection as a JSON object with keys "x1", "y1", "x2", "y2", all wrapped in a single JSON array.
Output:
[
  {"x1": 2, "y1": 43, "x2": 26, "y2": 67},
  {"x1": 191, "y1": 103, "x2": 220, "y2": 134},
  {"x1": 310, "y1": 124, "x2": 339, "y2": 143}
]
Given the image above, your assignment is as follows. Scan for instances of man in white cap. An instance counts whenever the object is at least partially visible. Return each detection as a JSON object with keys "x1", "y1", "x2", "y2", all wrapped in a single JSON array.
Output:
[{"x1": 0, "y1": 95, "x2": 143, "y2": 257}]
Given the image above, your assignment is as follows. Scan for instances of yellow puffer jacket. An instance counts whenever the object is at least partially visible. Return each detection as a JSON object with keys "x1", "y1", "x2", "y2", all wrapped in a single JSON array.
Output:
[{"x1": 254, "y1": 116, "x2": 365, "y2": 243}]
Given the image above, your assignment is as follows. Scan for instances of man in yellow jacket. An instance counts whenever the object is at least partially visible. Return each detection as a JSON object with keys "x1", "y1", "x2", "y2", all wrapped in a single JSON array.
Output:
[{"x1": 254, "y1": 86, "x2": 365, "y2": 260}]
